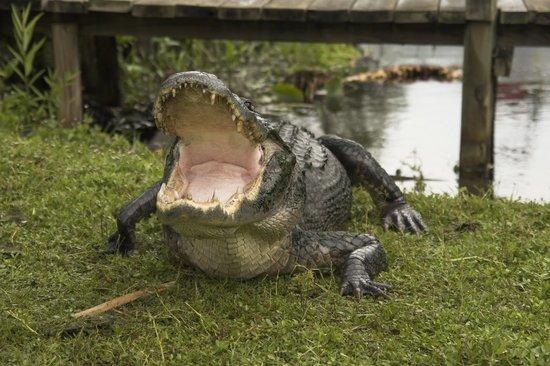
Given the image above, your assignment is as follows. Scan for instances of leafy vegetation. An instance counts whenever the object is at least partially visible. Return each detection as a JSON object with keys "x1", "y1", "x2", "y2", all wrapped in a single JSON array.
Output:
[
  {"x1": 0, "y1": 5, "x2": 65, "y2": 130},
  {"x1": 0, "y1": 123, "x2": 548, "y2": 364},
  {"x1": 119, "y1": 37, "x2": 359, "y2": 105}
]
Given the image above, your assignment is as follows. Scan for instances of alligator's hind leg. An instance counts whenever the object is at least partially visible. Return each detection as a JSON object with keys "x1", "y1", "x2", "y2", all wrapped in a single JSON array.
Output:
[
  {"x1": 106, "y1": 181, "x2": 162, "y2": 254},
  {"x1": 290, "y1": 228, "x2": 390, "y2": 298},
  {"x1": 319, "y1": 135, "x2": 427, "y2": 234}
]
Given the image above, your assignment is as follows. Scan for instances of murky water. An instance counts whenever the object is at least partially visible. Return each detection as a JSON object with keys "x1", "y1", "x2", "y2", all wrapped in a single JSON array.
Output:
[{"x1": 261, "y1": 46, "x2": 550, "y2": 202}]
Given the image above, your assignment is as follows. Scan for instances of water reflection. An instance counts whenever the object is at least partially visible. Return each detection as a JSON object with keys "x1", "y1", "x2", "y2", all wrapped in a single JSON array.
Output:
[
  {"x1": 259, "y1": 46, "x2": 550, "y2": 202},
  {"x1": 320, "y1": 81, "x2": 463, "y2": 196},
  {"x1": 495, "y1": 82, "x2": 550, "y2": 201},
  {"x1": 320, "y1": 83, "x2": 407, "y2": 151}
]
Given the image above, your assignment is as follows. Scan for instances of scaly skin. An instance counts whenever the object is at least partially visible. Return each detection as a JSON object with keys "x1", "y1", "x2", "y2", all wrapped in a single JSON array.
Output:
[{"x1": 107, "y1": 71, "x2": 427, "y2": 298}]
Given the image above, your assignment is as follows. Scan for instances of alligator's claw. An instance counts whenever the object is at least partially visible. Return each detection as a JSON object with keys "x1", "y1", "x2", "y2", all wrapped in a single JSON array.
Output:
[
  {"x1": 340, "y1": 276, "x2": 391, "y2": 299},
  {"x1": 106, "y1": 231, "x2": 135, "y2": 255},
  {"x1": 382, "y1": 202, "x2": 427, "y2": 234}
]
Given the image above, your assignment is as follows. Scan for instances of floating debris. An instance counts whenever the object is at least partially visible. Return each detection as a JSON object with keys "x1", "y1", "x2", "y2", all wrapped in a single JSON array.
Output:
[{"x1": 343, "y1": 65, "x2": 463, "y2": 84}]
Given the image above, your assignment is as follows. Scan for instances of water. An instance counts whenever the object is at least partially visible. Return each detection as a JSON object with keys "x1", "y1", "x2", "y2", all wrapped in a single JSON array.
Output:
[{"x1": 261, "y1": 46, "x2": 550, "y2": 202}]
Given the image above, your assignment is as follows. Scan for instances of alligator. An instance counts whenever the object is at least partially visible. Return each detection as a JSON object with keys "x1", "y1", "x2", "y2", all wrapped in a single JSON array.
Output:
[{"x1": 107, "y1": 71, "x2": 427, "y2": 298}]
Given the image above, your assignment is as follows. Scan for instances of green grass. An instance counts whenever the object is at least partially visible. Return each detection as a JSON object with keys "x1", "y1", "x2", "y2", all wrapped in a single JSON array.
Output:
[{"x1": 0, "y1": 124, "x2": 548, "y2": 365}]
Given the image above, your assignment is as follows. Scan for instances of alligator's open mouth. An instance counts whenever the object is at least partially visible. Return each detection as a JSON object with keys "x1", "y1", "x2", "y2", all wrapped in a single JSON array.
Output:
[{"x1": 155, "y1": 76, "x2": 268, "y2": 208}]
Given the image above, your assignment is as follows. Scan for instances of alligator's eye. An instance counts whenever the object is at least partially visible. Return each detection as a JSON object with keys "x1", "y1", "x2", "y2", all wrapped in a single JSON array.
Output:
[{"x1": 243, "y1": 99, "x2": 255, "y2": 111}]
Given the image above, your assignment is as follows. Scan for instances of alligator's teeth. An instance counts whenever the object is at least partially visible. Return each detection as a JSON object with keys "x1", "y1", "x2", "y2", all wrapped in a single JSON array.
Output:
[
  {"x1": 165, "y1": 190, "x2": 175, "y2": 203},
  {"x1": 236, "y1": 120, "x2": 243, "y2": 132},
  {"x1": 227, "y1": 188, "x2": 242, "y2": 202},
  {"x1": 232, "y1": 114, "x2": 236, "y2": 122},
  {"x1": 210, "y1": 93, "x2": 216, "y2": 105},
  {"x1": 253, "y1": 130, "x2": 263, "y2": 140},
  {"x1": 202, "y1": 89, "x2": 207, "y2": 94},
  {"x1": 174, "y1": 190, "x2": 181, "y2": 200},
  {"x1": 171, "y1": 89, "x2": 176, "y2": 97},
  {"x1": 210, "y1": 190, "x2": 217, "y2": 202}
]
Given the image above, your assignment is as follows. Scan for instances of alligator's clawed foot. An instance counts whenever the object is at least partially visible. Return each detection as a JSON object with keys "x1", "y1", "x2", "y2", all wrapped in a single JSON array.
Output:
[
  {"x1": 382, "y1": 201, "x2": 427, "y2": 234},
  {"x1": 340, "y1": 276, "x2": 391, "y2": 299},
  {"x1": 106, "y1": 231, "x2": 135, "y2": 255}
]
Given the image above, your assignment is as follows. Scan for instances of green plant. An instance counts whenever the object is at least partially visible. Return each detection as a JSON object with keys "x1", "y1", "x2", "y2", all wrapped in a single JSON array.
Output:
[
  {"x1": 271, "y1": 82, "x2": 304, "y2": 103},
  {"x1": 0, "y1": 41, "x2": 16, "y2": 92},
  {"x1": 0, "y1": 4, "x2": 60, "y2": 128},
  {"x1": 273, "y1": 42, "x2": 360, "y2": 74},
  {"x1": 8, "y1": 4, "x2": 45, "y2": 95}
]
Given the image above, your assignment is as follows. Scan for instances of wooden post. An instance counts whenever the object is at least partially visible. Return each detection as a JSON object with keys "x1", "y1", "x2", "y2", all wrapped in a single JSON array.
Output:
[
  {"x1": 52, "y1": 22, "x2": 82, "y2": 127},
  {"x1": 81, "y1": 36, "x2": 121, "y2": 106},
  {"x1": 459, "y1": 0, "x2": 497, "y2": 195},
  {"x1": 494, "y1": 45, "x2": 514, "y2": 77}
]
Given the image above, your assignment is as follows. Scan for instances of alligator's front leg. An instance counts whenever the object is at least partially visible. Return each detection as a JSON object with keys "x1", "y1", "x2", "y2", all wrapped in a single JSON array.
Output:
[
  {"x1": 290, "y1": 228, "x2": 390, "y2": 298},
  {"x1": 106, "y1": 181, "x2": 162, "y2": 254},
  {"x1": 319, "y1": 135, "x2": 427, "y2": 234}
]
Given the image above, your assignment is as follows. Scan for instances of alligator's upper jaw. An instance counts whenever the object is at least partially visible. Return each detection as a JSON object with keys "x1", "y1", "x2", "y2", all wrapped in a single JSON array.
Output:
[{"x1": 154, "y1": 76, "x2": 265, "y2": 208}]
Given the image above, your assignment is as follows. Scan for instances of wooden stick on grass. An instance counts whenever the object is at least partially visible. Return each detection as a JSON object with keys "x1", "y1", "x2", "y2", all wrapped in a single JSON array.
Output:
[{"x1": 72, "y1": 281, "x2": 176, "y2": 319}]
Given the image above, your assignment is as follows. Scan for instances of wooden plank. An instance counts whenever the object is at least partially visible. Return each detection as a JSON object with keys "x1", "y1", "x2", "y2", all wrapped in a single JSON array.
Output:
[
  {"x1": 52, "y1": 22, "x2": 82, "y2": 126},
  {"x1": 74, "y1": 12, "x2": 467, "y2": 44},
  {"x1": 466, "y1": 0, "x2": 496, "y2": 20},
  {"x1": 41, "y1": 0, "x2": 88, "y2": 13},
  {"x1": 498, "y1": 24, "x2": 550, "y2": 46},
  {"x1": 0, "y1": 1, "x2": 42, "y2": 10},
  {"x1": 439, "y1": 0, "x2": 465, "y2": 24},
  {"x1": 2, "y1": 8, "x2": 549, "y2": 46},
  {"x1": 307, "y1": 0, "x2": 355, "y2": 22},
  {"x1": 499, "y1": 0, "x2": 531, "y2": 24},
  {"x1": 524, "y1": 0, "x2": 550, "y2": 24},
  {"x1": 261, "y1": 0, "x2": 314, "y2": 21},
  {"x1": 394, "y1": 0, "x2": 439, "y2": 23},
  {"x1": 88, "y1": 0, "x2": 133, "y2": 13},
  {"x1": 459, "y1": 0, "x2": 497, "y2": 194},
  {"x1": 218, "y1": 0, "x2": 270, "y2": 20},
  {"x1": 174, "y1": 0, "x2": 225, "y2": 18},
  {"x1": 132, "y1": 0, "x2": 176, "y2": 18},
  {"x1": 350, "y1": 0, "x2": 397, "y2": 23},
  {"x1": 133, "y1": 0, "x2": 223, "y2": 18}
]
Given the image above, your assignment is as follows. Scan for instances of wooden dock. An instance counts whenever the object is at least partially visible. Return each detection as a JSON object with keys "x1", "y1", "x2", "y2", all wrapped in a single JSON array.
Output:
[{"x1": 1, "y1": 0, "x2": 549, "y2": 194}]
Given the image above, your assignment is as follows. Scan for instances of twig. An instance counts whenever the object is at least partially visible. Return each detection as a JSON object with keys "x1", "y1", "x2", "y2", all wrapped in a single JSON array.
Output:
[
  {"x1": 7, "y1": 310, "x2": 39, "y2": 335},
  {"x1": 149, "y1": 311, "x2": 165, "y2": 362},
  {"x1": 72, "y1": 281, "x2": 176, "y2": 319}
]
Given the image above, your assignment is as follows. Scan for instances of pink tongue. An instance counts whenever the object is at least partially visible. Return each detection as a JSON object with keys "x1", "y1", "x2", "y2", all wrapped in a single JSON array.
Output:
[{"x1": 186, "y1": 161, "x2": 253, "y2": 203}]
